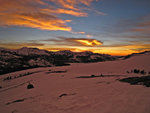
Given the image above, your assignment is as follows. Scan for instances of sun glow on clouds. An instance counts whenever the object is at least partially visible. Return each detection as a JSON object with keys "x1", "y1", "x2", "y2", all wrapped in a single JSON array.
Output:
[
  {"x1": 39, "y1": 37, "x2": 103, "y2": 47},
  {"x1": 0, "y1": 12, "x2": 72, "y2": 31},
  {"x1": 0, "y1": 0, "x2": 149, "y2": 56},
  {"x1": 1, "y1": 40, "x2": 149, "y2": 56},
  {"x1": 0, "y1": 0, "x2": 98, "y2": 32},
  {"x1": 1, "y1": 37, "x2": 149, "y2": 56}
]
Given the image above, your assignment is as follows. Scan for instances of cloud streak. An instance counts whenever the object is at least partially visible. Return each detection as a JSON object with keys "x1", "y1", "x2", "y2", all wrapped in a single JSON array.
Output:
[
  {"x1": 0, "y1": 41, "x2": 44, "y2": 49},
  {"x1": 116, "y1": 15, "x2": 150, "y2": 37},
  {"x1": 0, "y1": 12, "x2": 72, "y2": 31},
  {"x1": 130, "y1": 21, "x2": 150, "y2": 34},
  {"x1": 49, "y1": 0, "x2": 96, "y2": 10},
  {"x1": 0, "y1": 38, "x2": 149, "y2": 56}
]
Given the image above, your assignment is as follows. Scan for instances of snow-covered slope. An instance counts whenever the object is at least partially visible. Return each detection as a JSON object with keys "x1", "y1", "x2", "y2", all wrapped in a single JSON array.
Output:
[
  {"x1": 0, "y1": 51, "x2": 150, "y2": 113},
  {"x1": 123, "y1": 51, "x2": 150, "y2": 59}
]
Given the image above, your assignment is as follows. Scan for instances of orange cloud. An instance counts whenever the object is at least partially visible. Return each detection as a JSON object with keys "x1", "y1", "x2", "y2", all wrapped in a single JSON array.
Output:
[
  {"x1": 0, "y1": 12, "x2": 72, "y2": 31},
  {"x1": 0, "y1": 0, "x2": 72, "y2": 31},
  {"x1": 56, "y1": 8, "x2": 87, "y2": 17},
  {"x1": 0, "y1": 0, "x2": 99, "y2": 32},
  {"x1": 42, "y1": 8, "x2": 87, "y2": 17},
  {"x1": 71, "y1": 31, "x2": 86, "y2": 34},
  {"x1": 86, "y1": 34, "x2": 94, "y2": 38},
  {"x1": 41, "y1": 37, "x2": 103, "y2": 47},
  {"x1": 49, "y1": 0, "x2": 96, "y2": 10},
  {"x1": 75, "y1": 39, "x2": 103, "y2": 46},
  {"x1": 65, "y1": 20, "x2": 72, "y2": 22}
]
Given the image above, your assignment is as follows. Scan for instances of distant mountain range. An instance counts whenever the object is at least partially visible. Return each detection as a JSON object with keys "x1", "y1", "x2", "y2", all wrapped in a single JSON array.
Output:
[
  {"x1": 0, "y1": 47, "x2": 117, "y2": 75},
  {"x1": 0, "y1": 47, "x2": 149, "y2": 75}
]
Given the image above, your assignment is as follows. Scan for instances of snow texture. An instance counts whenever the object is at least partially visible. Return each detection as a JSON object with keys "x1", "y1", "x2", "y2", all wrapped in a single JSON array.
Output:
[{"x1": 0, "y1": 51, "x2": 150, "y2": 113}]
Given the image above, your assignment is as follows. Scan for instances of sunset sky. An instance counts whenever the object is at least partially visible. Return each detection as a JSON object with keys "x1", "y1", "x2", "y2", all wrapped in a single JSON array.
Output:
[{"x1": 0, "y1": 0, "x2": 150, "y2": 56}]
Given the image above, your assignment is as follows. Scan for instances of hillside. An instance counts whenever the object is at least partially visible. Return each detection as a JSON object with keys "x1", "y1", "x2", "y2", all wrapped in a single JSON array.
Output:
[
  {"x1": 123, "y1": 51, "x2": 150, "y2": 59},
  {"x1": 0, "y1": 51, "x2": 150, "y2": 113}
]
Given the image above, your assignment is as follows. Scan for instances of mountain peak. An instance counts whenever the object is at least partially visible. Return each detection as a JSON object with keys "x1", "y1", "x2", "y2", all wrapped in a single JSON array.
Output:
[{"x1": 15, "y1": 47, "x2": 49, "y2": 55}]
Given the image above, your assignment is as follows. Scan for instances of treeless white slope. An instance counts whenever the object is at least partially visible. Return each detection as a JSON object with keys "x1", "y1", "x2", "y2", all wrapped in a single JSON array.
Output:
[
  {"x1": 0, "y1": 52, "x2": 150, "y2": 113},
  {"x1": 66, "y1": 52, "x2": 150, "y2": 76}
]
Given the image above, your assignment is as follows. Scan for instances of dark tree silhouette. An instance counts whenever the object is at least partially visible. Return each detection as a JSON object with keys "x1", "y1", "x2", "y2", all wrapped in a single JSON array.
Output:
[
  {"x1": 140, "y1": 70, "x2": 146, "y2": 75},
  {"x1": 134, "y1": 69, "x2": 140, "y2": 74}
]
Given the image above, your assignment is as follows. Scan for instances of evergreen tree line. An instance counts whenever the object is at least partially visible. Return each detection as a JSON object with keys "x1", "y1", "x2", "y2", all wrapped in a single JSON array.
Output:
[{"x1": 127, "y1": 69, "x2": 150, "y2": 75}]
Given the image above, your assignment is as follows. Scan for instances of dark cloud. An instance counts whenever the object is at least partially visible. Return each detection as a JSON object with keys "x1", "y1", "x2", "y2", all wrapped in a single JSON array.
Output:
[{"x1": 0, "y1": 42, "x2": 45, "y2": 49}]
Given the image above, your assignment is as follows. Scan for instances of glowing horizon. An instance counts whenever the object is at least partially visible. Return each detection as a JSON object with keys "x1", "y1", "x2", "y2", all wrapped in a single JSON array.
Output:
[{"x1": 0, "y1": 0, "x2": 150, "y2": 56}]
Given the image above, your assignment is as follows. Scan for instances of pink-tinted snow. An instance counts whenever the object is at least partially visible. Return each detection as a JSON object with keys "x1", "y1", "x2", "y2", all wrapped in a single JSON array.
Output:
[{"x1": 0, "y1": 52, "x2": 150, "y2": 113}]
